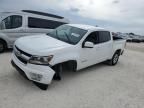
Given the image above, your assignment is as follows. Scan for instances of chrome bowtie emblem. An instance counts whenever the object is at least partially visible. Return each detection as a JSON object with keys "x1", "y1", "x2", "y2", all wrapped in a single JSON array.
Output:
[{"x1": 16, "y1": 50, "x2": 21, "y2": 57}]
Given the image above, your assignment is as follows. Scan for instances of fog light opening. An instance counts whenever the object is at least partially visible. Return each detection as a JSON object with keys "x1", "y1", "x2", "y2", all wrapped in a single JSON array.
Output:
[{"x1": 29, "y1": 73, "x2": 43, "y2": 81}]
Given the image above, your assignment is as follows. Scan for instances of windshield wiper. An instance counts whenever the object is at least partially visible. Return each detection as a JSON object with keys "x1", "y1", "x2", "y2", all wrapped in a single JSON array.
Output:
[
  {"x1": 47, "y1": 30, "x2": 60, "y2": 40},
  {"x1": 55, "y1": 30, "x2": 61, "y2": 40},
  {"x1": 64, "y1": 32, "x2": 73, "y2": 44}
]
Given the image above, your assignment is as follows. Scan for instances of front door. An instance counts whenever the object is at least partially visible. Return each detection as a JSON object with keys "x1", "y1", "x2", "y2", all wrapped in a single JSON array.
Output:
[{"x1": 79, "y1": 31, "x2": 101, "y2": 69}]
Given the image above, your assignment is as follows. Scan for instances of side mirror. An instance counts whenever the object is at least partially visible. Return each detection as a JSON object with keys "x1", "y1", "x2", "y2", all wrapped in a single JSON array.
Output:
[{"x1": 84, "y1": 41, "x2": 94, "y2": 48}]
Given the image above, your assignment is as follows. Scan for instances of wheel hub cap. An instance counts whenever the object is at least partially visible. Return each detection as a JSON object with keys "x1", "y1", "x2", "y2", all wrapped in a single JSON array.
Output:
[{"x1": 113, "y1": 54, "x2": 118, "y2": 64}]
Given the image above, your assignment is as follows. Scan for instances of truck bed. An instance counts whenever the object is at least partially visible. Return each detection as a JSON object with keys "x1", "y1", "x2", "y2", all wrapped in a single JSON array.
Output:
[
  {"x1": 113, "y1": 36, "x2": 126, "y2": 54},
  {"x1": 113, "y1": 36, "x2": 123, "y2": 41}
]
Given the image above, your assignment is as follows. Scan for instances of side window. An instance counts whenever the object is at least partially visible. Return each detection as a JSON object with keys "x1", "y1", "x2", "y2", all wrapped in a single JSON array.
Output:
[
  {"x1": 0, "y1": 15, "x2": 22, "y2": 30},
  {"x1": 98, "y1": 31, "x2": 111, "y2": 43},
  {"x1": 28, "y1": 17, "x2": 66, "y2": 29},
  {"x1": 84, "y1": 32, "x2": 98, "y2": 44}
]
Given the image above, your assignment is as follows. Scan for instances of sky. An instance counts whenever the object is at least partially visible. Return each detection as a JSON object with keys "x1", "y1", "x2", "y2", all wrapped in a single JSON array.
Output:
[{"x1": 0, "y1": 0, "x2": 144, "y2": 35}]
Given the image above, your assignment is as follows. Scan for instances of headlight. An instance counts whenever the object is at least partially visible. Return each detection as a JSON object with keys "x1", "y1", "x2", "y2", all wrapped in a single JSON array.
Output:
[{"x1": 29, "y1": 55, "x2": 53, "y2": 65}]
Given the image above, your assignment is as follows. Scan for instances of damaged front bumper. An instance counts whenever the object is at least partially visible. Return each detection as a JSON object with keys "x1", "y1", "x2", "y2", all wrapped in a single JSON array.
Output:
[{"x1": 11, "y1": 53, "x2": 55, "y2": 85}]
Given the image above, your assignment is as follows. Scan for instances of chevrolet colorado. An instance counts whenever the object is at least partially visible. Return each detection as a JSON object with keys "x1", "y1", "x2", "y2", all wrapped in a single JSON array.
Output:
[{"x1": 11, "y1": 24, "x2": 126, "y2": 90}]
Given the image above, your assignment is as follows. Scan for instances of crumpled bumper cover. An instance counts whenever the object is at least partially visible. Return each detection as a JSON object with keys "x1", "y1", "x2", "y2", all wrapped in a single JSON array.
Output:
[{"x1": 11, "y1": 53, "x2": 55, "y2": 84}]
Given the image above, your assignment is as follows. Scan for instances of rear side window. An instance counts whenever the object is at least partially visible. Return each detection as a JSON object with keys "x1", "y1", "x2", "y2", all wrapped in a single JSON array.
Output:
[
  {"x1": 0, "y1": 15, "x2": 22, "y2": 30},
  {"x1": 28, "y1": 17, "x2": 67, "y2": 29},
  {"x1": 98, "y1": 31, "x2": 111, "y2": 43}
]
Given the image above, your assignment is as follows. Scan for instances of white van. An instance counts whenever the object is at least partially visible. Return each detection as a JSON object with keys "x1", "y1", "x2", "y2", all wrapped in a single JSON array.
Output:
[{"x1": 0, "y1": 10, "x2": 69, "y2": 52}]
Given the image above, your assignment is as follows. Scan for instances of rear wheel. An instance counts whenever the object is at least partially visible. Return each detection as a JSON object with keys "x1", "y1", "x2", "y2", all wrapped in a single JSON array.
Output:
[{"x1": 108, "y1": 52, "x2": 119, "y2": 65}]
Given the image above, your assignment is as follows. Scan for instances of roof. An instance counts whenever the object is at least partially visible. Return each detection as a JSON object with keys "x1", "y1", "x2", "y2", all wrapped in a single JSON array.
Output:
[
  {"x1": 0, "y1": 10, "x2": 65, "y2": 19},
  {"x1": 22, "y1": 10, "x2": 64, "y2": 19},
  {"x1": 67, "y1": 24, "x2": 105, "y2": 31}
]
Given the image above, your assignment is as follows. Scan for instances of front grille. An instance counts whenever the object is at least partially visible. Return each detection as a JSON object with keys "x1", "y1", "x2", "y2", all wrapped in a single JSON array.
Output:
[
  {"x1": 15, "y1": 46, "x2": 32, "y2": 57},
  {"x1": 16, "y1": 55, "x2": 28, "y2": 64},
  {"x1": 14, "y1": 45, "x2": 32, "y2": 64}
]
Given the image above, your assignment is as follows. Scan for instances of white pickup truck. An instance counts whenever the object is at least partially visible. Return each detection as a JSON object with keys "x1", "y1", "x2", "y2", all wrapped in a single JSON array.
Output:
[{"x1": 11, "y1": 24, "x2": 126, "y2": 90}]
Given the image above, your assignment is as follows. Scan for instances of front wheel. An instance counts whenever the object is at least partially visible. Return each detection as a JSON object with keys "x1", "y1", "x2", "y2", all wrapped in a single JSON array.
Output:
[
  {"x1": 33, "y1": 82, "x2": 48, "y2": 90},
  {"x1": 108, "y1": 52, "x2": 119, "y2": 65},
  {"x1": 0, "y1": 40, "x2": 6, "y2": 53},
  {"x1": 53, "y1": 64, "x2": 62, "y2": 81}
]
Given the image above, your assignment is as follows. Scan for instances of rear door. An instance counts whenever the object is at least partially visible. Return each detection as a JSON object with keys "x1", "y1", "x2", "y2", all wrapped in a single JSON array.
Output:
[{"x1": 96, "y1": 31, "x2": 112, "y2": 61}]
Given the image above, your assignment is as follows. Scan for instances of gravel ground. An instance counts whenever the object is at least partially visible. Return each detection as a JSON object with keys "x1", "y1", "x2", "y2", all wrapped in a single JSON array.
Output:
[
  {"x1": 126, "y1": 42, "x2": 144, "y2": 52},
  {"x1": 0, "y1": 44, "x2": 144, "y2": 108}
]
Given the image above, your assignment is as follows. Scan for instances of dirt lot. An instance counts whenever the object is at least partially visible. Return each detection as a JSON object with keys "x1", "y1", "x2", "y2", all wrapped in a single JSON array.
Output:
[
  {"x1": 0, "y1": 43, "x2": 144, "y2": 108},
  {"x1": 126, "y1": 42, "x2": 144, "y2": 53}
]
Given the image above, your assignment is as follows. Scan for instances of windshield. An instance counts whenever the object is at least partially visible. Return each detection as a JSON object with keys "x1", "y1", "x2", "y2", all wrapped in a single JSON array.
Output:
[{"x1": 47, "y1": 25, "x2": 87, "y2": 45}]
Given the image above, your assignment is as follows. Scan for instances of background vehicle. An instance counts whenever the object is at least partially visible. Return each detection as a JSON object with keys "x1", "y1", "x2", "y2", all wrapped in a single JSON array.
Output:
[
  {"x1": 11, "y1": 24, "x2": 126, "y2": 90},
  {"x1": 131, "y1": 37, "x2": 142, "y2": 43},
  {"x1": 0, "y1": 10, "x2": 69, "y2": 52}
]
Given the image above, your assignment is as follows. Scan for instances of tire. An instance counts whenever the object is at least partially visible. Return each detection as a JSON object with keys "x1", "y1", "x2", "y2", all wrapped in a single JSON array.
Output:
[
  {"x1": 53, "y1": 64, "x2": 62, "y2": 81},
  {"x1": 33, "y1": 82, "x2": 48, "y2": 90},
  {"x1": 67, "y1": 61, "x2": 77, "y2": 72},
  {"x1": 108, "y1": 52, "x2": 119, "y2": 66},
  {"x1": 0, "y1": 40, "x2": 6, "y2": 53}
]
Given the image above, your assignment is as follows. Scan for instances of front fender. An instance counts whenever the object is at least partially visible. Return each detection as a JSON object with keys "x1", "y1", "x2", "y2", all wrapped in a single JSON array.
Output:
[{"x1": 50, "y1": 52, "x2": 79, "y2": 66}]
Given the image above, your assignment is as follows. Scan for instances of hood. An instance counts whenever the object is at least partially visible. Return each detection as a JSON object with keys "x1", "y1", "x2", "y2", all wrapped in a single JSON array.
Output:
[{"x1": 15, "y1": 34, "x2": 71, "y2": 55}]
